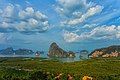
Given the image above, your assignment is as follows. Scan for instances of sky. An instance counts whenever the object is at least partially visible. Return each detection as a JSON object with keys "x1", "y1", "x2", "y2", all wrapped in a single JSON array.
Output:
[{"x1": 0, "y1": 0, "x2": 120, "y2": 52}]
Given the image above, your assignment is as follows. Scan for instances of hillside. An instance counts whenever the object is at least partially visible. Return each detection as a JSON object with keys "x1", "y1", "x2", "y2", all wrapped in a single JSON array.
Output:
[{"x1": 89, "y1": 45, "x2": 120, "y2": 58}]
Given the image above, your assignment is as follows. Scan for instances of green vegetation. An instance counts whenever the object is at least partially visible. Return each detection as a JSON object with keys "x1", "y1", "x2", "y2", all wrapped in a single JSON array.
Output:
[{"x1": 0, "y1": 57, "x2": 120, "y2": 80}]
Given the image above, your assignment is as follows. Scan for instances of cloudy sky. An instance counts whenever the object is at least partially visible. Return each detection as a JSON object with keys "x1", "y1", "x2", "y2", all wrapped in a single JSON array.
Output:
[{"x1": 0, "y1": 0, "x2": 120, "y2": 51}]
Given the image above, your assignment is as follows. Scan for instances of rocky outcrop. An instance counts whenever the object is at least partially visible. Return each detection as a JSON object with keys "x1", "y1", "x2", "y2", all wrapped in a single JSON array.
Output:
[
  {"x1": 67, "y1": 51, "x2": 76, "y2": 58},
  {"x1": 48, "y1": 42, "x2": 67, "y2": 57},
  {"x1": 48, "y1": 42, "x2": 75, "y2": 58},
  {"x1": 89, "y1": 45, "x2": 120, "y2": 58}
]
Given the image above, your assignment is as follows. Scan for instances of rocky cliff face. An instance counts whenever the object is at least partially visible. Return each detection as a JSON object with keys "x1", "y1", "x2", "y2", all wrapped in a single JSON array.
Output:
[
  {"x1": 89, "y1": 45, "x2": 120, "y2": 58},
  {"x1": 48, "y1": 42, "x2": 67, "y2": 57},
  {"x1": 48, "y1": 42, "x2": 75, "y2": 58}
]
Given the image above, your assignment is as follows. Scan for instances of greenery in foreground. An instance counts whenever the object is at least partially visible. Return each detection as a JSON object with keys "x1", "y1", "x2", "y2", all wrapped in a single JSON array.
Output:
[{"x1": 0, "y1": 57, "x2": 120, "y2": 80}]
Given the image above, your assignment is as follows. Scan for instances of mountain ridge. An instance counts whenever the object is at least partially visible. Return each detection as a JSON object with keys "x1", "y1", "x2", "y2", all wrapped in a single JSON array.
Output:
[{"x1": 89, "y1": 45, "x2": 120, "y2": 58}]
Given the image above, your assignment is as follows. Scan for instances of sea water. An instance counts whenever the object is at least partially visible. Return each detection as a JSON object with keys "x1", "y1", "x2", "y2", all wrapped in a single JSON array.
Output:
[{"x1": 0, "y1": 53, "x2": 85, "y2": 62}]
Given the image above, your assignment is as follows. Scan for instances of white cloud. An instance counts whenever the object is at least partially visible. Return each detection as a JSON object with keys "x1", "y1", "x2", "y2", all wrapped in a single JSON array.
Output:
[
  {"x1": 25, "y1": 7, "x2": 34, "y2": 14},
  {"x1": 42, "y1": 21, "x2": 49, "y2": 30},
  {"x1": 18, "y1": 10, "x2": 27, "y2": 19},
  {"x1": 87, "y1": 5, "x2": 103, "y2": 16},
  {"x1": 2, "y1": 4, "x2": 14, "y2": 18},
  {"x1": 58, "y1": 0, "x2": 81, "y2": 8},
  {"x1": 65, "y1": 5, "x2": 103, "y2": 25},
  {"x1": 63, "y1": 25, "x2": 120, "y2": 42},
  {"x1": 56, "y1": 0, "x2": 92, "y2": 16},
  {"x1": 89, "y1": 25, "x2": 117, "y2": 39},
  {"x1": 55, "y1": 0, "x2": 103, "y2": 26},
  {"x1": 116, "y1": 26, "x2": 120, "y2": 38},
  {"x1": 0, "y1": 4, "x2": 50, "y2": 34},
  {"x1": 18, "y1": 7, "x2": 48, "y2": 20},
  {"x1": 82, "y1": 24, "x2": 97, "y2": 29},
  {"x1": 18, "y1": 7, "x2": 34, "y2": 19},
  {"x1": 56, "y1": 0, "x2": 119, "y2": 42},
  {"x1": 63, "y1": 31, "x2": 80, "y2": 42},
  {"x1": 35, "y1": 11, "x2": 47, "y2": 20},
  {"x1": 116, "y1": 33, "x2": 120, "y2": 38},
  {"x1": 28, "y1": 18, "x2": 38, "y2": 27},
  {"x1": 15, "y1": 21, "x2": 27, "y2": 31},
  {"x1": 1, "y1": 22, "x2": 9, "y2": 28},
  {"x1": 72, "y1": 11, "x2": 82, "y2": 17}
]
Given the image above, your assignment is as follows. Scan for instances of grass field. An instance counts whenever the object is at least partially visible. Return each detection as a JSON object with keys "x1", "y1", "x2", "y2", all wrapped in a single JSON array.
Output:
[{"x1": 0, "y1": 57, "x2": 120, "y2": 80}]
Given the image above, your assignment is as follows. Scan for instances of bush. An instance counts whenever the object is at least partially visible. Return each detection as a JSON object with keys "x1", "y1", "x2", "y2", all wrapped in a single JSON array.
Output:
[{"x1": 28, "y1": 71, "x2": 49, "y2": 80}]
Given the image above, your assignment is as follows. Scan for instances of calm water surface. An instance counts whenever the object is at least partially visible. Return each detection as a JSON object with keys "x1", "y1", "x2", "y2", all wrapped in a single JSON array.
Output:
[{"x1": 0, "y1": 53, "x2": 84, "y2": 62}]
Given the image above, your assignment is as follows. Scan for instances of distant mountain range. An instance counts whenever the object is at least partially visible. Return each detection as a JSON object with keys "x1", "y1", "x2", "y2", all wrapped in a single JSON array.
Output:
[
  {"x1": 89, "y1": 45, "x2": 120, "y2": 58},
  {"x1": 0, "y1": 47, "x2": 43, "y2": 55}
]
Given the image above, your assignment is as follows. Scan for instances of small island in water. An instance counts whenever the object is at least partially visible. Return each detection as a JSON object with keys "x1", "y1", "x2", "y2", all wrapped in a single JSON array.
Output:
[
  {"x1": 0, "y1": 42, "x2": 120, "y2": 59},
  {"x1": 48, "y1": 42, "x2": 75, "y2": 58},
  {"x1": 0, "y1": 47, "x2": 44, "y2": 56}
]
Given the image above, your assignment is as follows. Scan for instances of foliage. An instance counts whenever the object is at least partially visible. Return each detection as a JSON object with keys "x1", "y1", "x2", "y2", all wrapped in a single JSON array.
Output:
[{"x1": 0, "y1": 57, "x2": 120, "y2": 80}]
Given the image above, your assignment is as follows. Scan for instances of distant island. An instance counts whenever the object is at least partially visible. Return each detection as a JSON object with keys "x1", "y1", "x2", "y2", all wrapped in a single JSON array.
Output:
[
  {"x1": 0, "y1": 47, "x2": 44, "y2": 55},
  {"x1": 89, "y1": 45, "x2": 120, "y2": 58},
  {"x1": 0, "y1": 44, "x2": 120, "y2": 59},
  {"x1": 48, "y1": 42, "x2": 75, "y2": 58},
  {"x1": 79, "y1": 50, "x2": 89, "y2": 59}
]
